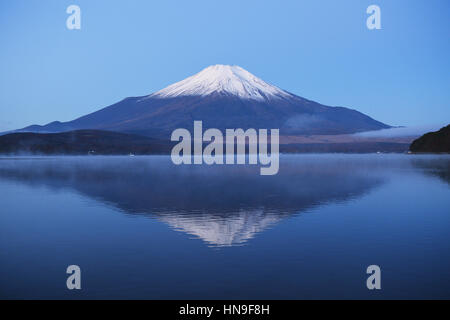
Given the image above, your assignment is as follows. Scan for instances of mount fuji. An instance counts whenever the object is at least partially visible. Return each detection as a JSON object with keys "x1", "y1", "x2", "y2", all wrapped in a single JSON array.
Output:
[{"x1": 17, "y1": 65, "x2": 390, "y2": 137}]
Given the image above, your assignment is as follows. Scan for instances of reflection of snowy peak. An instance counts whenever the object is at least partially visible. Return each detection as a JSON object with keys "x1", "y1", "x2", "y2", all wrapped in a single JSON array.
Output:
[
  {"x1": 157, "y1": 209, "x2": 283, "y2": 247},
  {"x1": 150, "y1": 65, "x2": 293, "y2": 101}
]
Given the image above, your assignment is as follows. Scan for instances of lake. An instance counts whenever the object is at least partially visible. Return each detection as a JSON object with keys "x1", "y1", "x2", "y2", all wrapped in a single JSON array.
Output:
[{"x1": 0, "y1": 154, "x2": 449, "y2": 299}]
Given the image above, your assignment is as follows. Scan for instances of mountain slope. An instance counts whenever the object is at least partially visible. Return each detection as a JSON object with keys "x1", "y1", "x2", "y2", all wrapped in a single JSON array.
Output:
[{"x1": 17, "y1": 65, "x2": 390, "y2": 137}]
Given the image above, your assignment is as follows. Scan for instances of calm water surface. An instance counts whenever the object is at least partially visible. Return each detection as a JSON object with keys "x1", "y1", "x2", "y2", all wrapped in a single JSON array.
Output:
[{"x1": 0, "y1": 154, "x2": 449, "y2": 299}]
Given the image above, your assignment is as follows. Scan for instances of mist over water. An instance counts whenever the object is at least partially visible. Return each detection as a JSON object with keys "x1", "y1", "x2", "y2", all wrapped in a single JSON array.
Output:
[{"x1": 0, "y1": 155, "x2": 449, "y2": 299}]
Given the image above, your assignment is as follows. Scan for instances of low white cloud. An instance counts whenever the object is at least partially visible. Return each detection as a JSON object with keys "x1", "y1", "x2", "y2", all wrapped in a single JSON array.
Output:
[
  {"x1": 355, "y1": 123, "x2": 448, "y2": 138},
  {"x1": 284, "y1": 114, "x2": 325, "y2": 129}
]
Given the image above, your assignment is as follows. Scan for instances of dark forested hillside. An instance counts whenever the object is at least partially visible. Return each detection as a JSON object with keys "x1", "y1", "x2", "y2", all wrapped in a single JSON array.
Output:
[
  {"x1": 0, "y1": 130, "x2": 173, "y2": 155},
  {"x1": 410, "y1": 125, "x2": 450, "y2": 153}
]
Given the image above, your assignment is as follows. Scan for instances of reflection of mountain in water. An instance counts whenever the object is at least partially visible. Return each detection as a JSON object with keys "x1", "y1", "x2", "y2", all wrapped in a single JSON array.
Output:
[
  {"x1": 0, "y1": 156, "x2": 387, "y2": 246},
  {"x1": 160, "y1": 209, "x2": 282, "y2": 247}
]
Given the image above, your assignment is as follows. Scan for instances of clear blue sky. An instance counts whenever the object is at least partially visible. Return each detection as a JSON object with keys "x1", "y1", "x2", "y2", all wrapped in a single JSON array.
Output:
[{"x1": 1, "y1": 0, "x2": 449, "y2": 131}]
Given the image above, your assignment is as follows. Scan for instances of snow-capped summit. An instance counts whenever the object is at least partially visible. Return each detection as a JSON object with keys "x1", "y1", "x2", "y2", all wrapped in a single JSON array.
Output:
[{"x1": 150, "y1": 64, "x2": 294, "y2": 101}]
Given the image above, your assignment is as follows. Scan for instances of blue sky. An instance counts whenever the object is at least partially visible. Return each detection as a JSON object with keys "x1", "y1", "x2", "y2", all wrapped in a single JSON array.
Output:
[{"x1": 0, "y1": 0, "x2": 449, "y2": 132}]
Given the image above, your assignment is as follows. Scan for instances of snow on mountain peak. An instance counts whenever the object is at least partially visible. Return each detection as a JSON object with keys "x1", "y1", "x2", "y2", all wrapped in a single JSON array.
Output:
[{"x1": 150, "y1": 65, "x2": 293, "y2": 101}]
